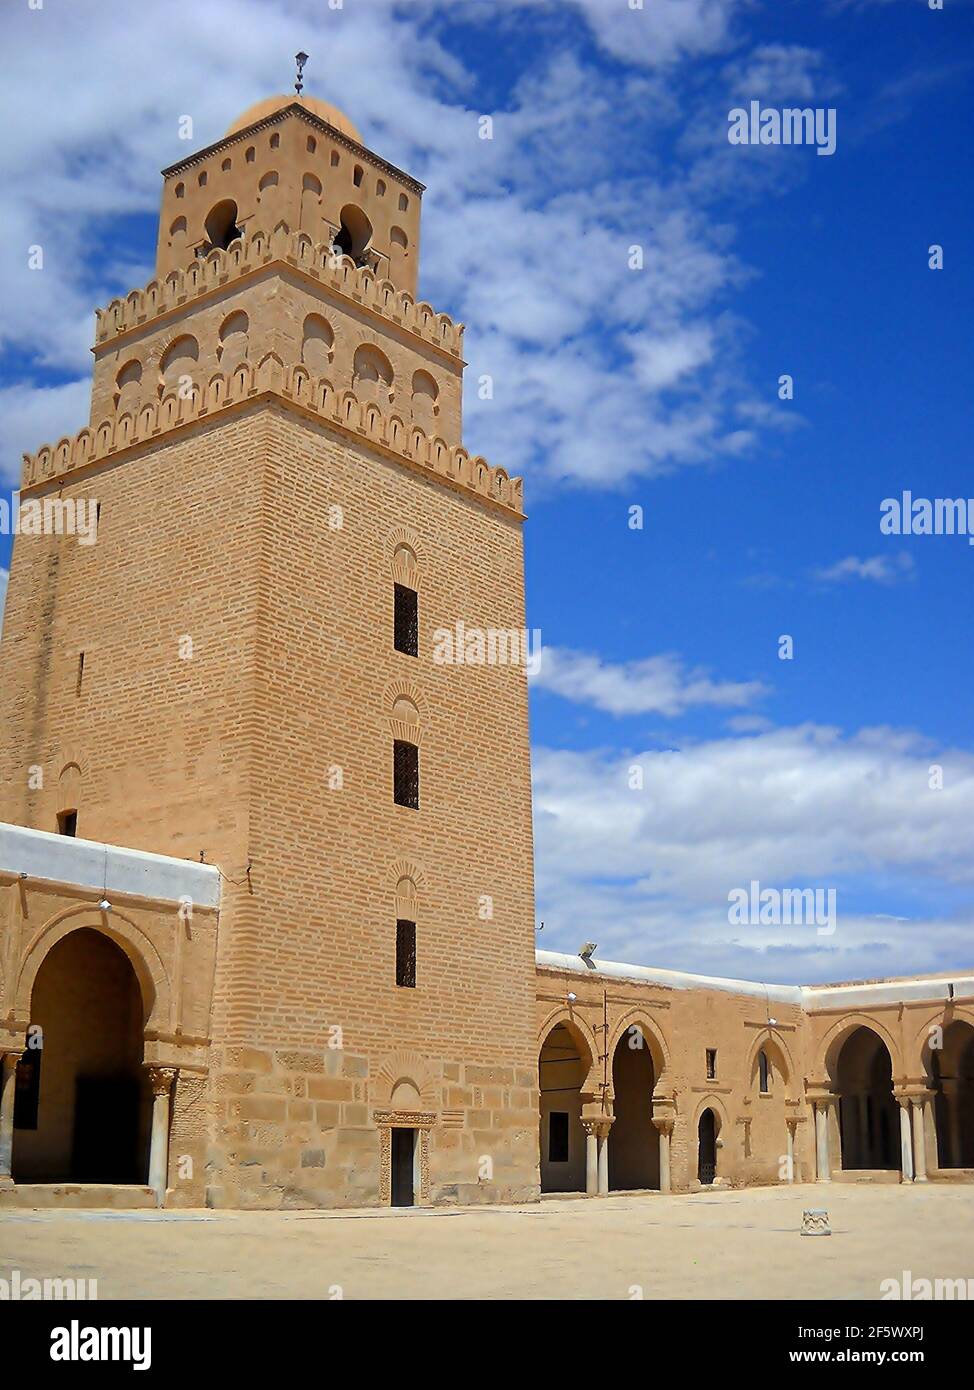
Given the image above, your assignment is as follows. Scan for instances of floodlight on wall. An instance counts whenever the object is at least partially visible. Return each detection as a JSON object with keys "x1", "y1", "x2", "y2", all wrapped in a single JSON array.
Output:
[
  {"x1": 567, "y1": 991, "x2": 577, "y2": 1003},
  {"x1": 579, "y1": 942, "x2": 597, "y2": 961},
  {"x1": 768, "y1": 1017, "x2": 778, "y2": 1028},
  {"x1": 98, "y1": 898, "x2": 112, "y2": 913}
]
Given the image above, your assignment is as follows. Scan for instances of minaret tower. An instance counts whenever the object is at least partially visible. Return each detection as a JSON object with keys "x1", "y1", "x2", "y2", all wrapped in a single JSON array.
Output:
[{"x1": 0, "y1": 83, "x2": 537, "y2": 1207}]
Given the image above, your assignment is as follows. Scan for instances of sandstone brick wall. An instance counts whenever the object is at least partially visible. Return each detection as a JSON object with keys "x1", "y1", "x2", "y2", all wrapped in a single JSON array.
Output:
[
  {"x1": 209, "y1": 403, "x2": 537, "y2": 1206},
  {"x1": 0, "y1": 385, "x2": 537, "y2": 1207},
  {"x1": 536, "y1": 965, "x2": 814, "y2": 1191}
]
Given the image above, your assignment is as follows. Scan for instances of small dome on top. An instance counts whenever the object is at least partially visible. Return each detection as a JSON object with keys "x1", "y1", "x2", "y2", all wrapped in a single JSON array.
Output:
[{"x1": 225, "y1": 95, "x2": 363, "y2": 145}]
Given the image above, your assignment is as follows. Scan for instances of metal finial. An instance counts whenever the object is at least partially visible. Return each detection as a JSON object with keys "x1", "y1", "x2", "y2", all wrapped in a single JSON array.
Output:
[{"x1": 295, "y1": 51, "x2": 309, "y2": 95}]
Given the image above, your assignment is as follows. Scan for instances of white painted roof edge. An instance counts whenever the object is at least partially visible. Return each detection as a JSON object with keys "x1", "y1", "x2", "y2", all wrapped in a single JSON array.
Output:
[
  {"x1": 0, "y1": 822, "x2": 221, "y2": 910},
  {"x1": 535, "y1": 950, "x2": 803, "y2": 1005},
  {"x1": 799, "y1": 975, "x2": 974, "y2": 1011},
  {"x1": 535, "y1": 949, "x2": 974, "y2": 1011}
]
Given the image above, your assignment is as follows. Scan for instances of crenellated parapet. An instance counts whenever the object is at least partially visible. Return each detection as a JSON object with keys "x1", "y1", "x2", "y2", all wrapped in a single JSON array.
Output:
[
  {"x1": 94, "y1": 225, "x2": 464, "y2": 359},
  {"x1": 21, "y1": 352, "x2": 523, "y2": 517}
]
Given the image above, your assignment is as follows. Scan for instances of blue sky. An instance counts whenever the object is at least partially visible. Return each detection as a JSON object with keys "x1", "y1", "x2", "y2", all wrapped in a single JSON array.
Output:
[{"x1": 1, "y1": 0, "x2": 972, "y2": 983}]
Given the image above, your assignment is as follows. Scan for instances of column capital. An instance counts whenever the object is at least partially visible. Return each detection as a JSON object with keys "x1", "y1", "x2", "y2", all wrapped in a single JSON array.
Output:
[
  {"x1": 146, "y1": 1065, "x2": 178, "y2": 1096},
  {"x1": 581, "y1": 1112, "x2": 613, "y2": 1134},
  {"x1": 0, "y1": 1031, "x2": 27, "y2": 1059},
  {"x1": 652, "y1": 1116, "x2": 674, "y2": 1135}
]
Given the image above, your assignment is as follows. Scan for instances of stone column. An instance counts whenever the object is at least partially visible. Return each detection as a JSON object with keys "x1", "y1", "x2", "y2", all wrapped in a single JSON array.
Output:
[
  {"x1": 815, "y1": 1101, "x2": 831, "y2": 1182},
  {"x1": 897, "y1": 1097, "x2": 914, "y2": 1182},
  {"x1": 147, "y1": 1066, "x2": 177, "y2": 1207},
  {"x1": 785, "y1": 1120, "x2": 796, "y2": 1184},
  {"x1": 582, "y1": 1121, "x2": 598, "y2": 1196},
  {"x1": 0, "y1": 1054, "x2": 17, "y2": 1184},
  {"x1": 597, "y1": 1124, "x2": 610, "y2": 1196},
  {"x1": 911, "y1": 1098, "x2": 928, "y2": 1182},
  {"x1": 943, "y1": 1081, "x2": 961, "y2": 1169},
  {"x1": 856, "y1": 1093, "x2": 869, "y2": 1167},
  {"x1": 653, "y1": 1118, "x2": 673, "y2": 1194}
]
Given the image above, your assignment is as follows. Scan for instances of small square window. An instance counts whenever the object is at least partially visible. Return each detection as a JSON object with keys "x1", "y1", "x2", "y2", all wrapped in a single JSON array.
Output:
[
  {"x1": 57, "y1": 809, "x2": 78, "y2": 837},
  {"x1": 396, "y1": 918, "x2": 416, "y2": 988}
]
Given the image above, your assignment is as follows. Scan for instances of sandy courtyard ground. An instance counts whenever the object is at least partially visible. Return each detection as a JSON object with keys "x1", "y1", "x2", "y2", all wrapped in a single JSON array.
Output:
[{"x1": 2, "y1": 1182, "x2": 972, "y2": 1301}]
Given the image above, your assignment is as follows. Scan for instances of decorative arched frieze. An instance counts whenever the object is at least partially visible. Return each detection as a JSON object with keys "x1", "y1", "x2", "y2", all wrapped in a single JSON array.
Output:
[{"x1": 15, "y1": 904, "x2": 171, "y2": 1034}]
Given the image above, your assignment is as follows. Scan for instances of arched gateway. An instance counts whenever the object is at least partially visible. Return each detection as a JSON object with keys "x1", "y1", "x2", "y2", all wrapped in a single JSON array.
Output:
[
  {"x1": 12, "y1": 929, "x2": 150, "y2": 1184},
  {"x1": 833, "y1": 1026, "x2": 899, "y2": 1172}
]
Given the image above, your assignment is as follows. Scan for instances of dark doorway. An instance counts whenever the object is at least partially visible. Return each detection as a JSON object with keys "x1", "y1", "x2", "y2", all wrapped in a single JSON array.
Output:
[
  {"x1": 698, "y1": 1108, "x2": 717, "y2": 1185},
  {"x1": 391, "y1": 1127, "x2": 416, "y2": 1207},
  {"x1": 72, "y1": 1076, "x2": 142, "y2": 1182}
]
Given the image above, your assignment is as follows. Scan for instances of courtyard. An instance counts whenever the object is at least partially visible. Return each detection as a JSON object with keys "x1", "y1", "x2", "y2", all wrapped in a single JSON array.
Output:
[{"x1": 2, "y1": 1182, "x2": 972, "y2": 1301}]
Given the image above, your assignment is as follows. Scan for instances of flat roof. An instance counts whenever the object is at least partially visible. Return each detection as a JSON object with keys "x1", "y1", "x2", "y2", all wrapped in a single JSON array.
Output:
[{"x1": 535, "y1": 949, "x2": 974, "y2": 1011}]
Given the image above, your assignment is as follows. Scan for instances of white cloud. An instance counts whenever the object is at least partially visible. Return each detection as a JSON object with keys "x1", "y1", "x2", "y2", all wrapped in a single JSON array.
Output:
[
  {"x1": 567, "y1": 0, "x2": 742, "y2": 67},
  {"x1": 814, "y1": 552, "x2": 915, "y2": 584},
  {"x1": 723, "y1": 44, "x2": 837, "y2": 102},
  {"x1": 533, "y1": 724, "x2": 974, "y2": 981},
  {"x1": 532, "y1": 647, "x2": 767, "y2": 716},
  {"x1": 0, "y1": 380, "x2": 92, "y2": 487},
  {"x1": 626, "y1": 325, "x2": 715, "y2": 390}
]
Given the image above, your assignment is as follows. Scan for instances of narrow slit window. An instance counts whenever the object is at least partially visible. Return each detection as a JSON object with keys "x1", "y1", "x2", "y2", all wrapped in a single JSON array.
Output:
[
  {"x1": 758, "y1": 1049, "x2": 770, "y2": 1093},
  {"x1": 393, "y1": 740, "x2": 419, "y2": 809},
  {"x1": 394, "y1": 584, "x2": 418, "y2": 657},
  {"x1": 396, "y1": 918, "x2": 416, "y2": 988},
  {"x1": 706, "y1": 1048, "x2": 717, "y2": 1080},
  {"x1": 76, "y1": 651, "x2": 85, "y2": 695}
]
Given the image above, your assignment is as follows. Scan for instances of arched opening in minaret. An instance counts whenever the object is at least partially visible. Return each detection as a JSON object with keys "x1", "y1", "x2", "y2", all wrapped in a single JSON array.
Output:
[
  {"x1": 204, "y1": 199, "x2": 242, "y2": 251},
  {"x1": 334, "y1": 203, "x2": 372, "y2": 264}
]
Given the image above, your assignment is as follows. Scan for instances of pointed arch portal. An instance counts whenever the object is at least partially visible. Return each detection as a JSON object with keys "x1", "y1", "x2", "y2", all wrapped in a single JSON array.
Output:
[
  {"x1": 13, "y1": 928, "x2": 150, "y2": 1184},
  {"x1": 834, "y1": 1026, "x2": 899, "y2": 1171}
]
